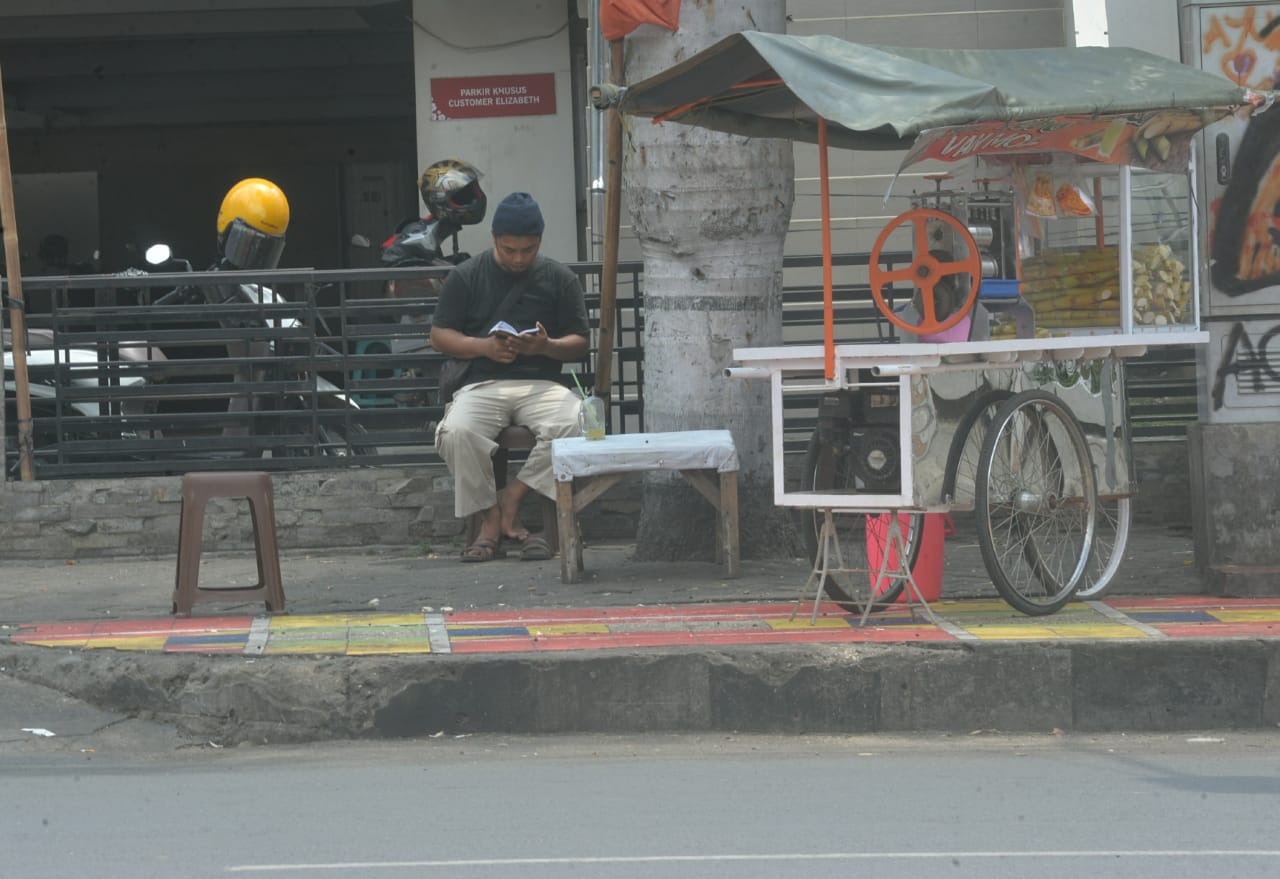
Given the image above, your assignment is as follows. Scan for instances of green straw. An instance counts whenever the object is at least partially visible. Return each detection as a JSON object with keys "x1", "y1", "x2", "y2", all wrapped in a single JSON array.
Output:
[{"x1": 570, "y1": 373, "x2": 603, "y2": 431}]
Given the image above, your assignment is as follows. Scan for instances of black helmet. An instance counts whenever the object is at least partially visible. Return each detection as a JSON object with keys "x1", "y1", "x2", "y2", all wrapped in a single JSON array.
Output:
[{"x1": 418, "y1": 159, "x2": 486, "y2": 226}]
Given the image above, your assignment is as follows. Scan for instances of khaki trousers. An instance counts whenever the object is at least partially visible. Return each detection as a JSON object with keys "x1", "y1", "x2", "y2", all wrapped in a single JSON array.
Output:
[{"x1": 434, "y1": 378, "x2": 581, "y2": 518}]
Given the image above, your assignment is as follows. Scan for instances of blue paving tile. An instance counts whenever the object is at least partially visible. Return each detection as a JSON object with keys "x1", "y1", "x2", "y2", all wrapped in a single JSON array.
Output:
[
  {"x1": 166, "y1": 633, "x2": 251, "y2": 646},
  {"x1": 1126, "y1": 611, "x2": 1218, "y2": 623},
  {"x1": 447, "y1": 626, "x2": 531, "y2": 638}
]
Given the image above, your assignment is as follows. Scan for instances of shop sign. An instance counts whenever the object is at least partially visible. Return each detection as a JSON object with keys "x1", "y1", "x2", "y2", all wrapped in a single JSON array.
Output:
[{"x1": 430, "y1": 73, "x2": 557, "y2": 120}]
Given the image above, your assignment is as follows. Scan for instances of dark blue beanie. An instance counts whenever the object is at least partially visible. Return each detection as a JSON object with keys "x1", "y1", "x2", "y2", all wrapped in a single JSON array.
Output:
[{"x1": 491, "y1": 192, "x2": 545, "y2": 237}]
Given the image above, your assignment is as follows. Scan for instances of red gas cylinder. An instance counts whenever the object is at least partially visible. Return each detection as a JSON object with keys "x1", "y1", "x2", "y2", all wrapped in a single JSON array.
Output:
[{"x1": 866, "y1": 512, "x2": 946, "y2": 603}]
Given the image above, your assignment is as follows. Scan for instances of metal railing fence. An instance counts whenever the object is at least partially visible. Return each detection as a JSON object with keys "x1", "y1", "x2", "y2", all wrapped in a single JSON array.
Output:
[{"x1": 3, "y1": 253, "x2": 1195, "y2": 480}]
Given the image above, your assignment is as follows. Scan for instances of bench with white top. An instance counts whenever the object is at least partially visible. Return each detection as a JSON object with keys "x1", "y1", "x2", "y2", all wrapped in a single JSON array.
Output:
[{"x1": 550, "y1": 429, "x2": 741, "y2": 584}]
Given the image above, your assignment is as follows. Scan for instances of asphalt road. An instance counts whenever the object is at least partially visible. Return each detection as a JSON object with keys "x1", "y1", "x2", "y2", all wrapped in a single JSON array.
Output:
[{"x1": 5, "y1": 731, "x2": 1280, "y2": 879}]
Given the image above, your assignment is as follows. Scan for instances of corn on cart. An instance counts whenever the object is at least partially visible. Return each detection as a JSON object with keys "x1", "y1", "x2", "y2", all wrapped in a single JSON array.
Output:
[{"x1": 607, "y1": 32, "x2": 1274, "y2": 616}]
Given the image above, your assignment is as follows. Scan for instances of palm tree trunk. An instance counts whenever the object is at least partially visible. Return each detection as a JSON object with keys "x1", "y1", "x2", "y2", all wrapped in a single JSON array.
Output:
[{"x1": 624, "y1": 1, "x2": 798, "y2": 559}]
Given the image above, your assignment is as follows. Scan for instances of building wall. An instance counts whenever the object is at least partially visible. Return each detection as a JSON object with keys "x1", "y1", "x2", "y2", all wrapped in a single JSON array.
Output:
[
  {"x1": 411, "y1": 0, "x2": 582, "y2": 263},
  {"x1": 1106, "y1": 0, "x2": 1181, "y2": 57}
]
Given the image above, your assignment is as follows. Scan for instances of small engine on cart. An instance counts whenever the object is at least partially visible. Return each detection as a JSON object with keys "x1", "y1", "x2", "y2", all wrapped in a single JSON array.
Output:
[{"x1": 813, "y1": 372, "x2": 902, "y2": 494}]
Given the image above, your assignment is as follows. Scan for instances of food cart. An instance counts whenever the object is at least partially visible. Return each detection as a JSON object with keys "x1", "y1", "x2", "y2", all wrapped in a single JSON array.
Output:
[{"x1": 607, "y1": 33, "x2": 1273, "y2": 617}]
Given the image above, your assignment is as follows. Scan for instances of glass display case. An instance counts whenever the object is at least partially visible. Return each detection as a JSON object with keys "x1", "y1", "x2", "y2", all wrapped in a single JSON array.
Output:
[{"x1": 1015, "y1": 159, "x2": 1200, "y2": 337}]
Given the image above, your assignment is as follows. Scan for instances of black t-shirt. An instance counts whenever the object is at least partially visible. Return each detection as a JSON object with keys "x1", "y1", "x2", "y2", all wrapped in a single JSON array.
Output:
[{"x1": 432, "y1": 250, "x2": 590, "y2": 384}]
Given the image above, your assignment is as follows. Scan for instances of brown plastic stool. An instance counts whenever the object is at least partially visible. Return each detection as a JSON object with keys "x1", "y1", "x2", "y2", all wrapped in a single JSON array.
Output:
[
  {"x1": 465, "y1": 426, "x2": 559, "y2": 550},
  {"x1": 173, "y1": 471, "x2": 286, "y2": 616}
]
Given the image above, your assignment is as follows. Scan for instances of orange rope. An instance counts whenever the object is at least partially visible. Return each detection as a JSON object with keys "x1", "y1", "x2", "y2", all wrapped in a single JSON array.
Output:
[
  {"x1": 652, "y1": 78, "x2": 785, "y2": 124},
  {"x1": 653, "y1": 99, "x2": 702, "y2": 124},
  {"x1": 729, "y1": 77, "x2": 784, "y2": 89}
]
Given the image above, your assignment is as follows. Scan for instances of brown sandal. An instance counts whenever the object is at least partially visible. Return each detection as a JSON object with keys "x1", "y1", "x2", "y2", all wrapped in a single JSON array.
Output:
[
  {"x1": 460, "y1": 538, "x2": 504, "y2": 563},
  {"x1": 519, "y1": 534, "x2": 553, "y2": 561}
]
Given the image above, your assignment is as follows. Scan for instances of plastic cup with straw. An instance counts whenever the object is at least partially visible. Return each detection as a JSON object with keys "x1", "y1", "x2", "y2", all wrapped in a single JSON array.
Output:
[{"x1": 571, "y1": 373, "x2": 605, "y2": 440}]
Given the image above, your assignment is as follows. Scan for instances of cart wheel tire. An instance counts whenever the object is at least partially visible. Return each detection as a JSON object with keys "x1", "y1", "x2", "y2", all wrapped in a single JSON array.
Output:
[
  {"x1": 975, "y1": 390, "x2": 1097, "y2": 616},
  {"x1": 869, "y1": 208, "x2": 981, "y2": 336},
  {"x1": 1073, "y1": 495, "x2": 1131, "y2": 599},
  {"x1": 801, "y1": 431, "x2": 924, "y2": 613},
  {"x1": 941, "y1": 389, "x2": 1013, "y2": 507}
]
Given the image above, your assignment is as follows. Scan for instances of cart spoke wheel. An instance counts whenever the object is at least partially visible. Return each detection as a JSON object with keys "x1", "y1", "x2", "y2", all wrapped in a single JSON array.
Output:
[
  {"x1": 869, "y1": 208, "x2": 981, "y2": 336},
  {"x1": 942, "y1": 389, "x2": 1013, "y2": 508},
  {"x1": 802, "y1": 431, "x2": 924, "y2": 613},
  {"x1": 1072, "y1": 495, "x2": 1131, "y2": 599},
  {"x1": 975, "y1": 390, "x2": 1097, "y2": 616}
]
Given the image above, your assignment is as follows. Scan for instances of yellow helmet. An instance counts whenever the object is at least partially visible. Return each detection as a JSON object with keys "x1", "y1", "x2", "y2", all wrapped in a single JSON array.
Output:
[{"x1": 216, "y1": 177, "x2": 290, "y2": 269}]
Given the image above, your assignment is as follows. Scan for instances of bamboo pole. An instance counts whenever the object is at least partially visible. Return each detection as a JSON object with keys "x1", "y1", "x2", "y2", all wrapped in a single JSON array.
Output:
[
  {"x1": 593, "y1": 38, "x2": 624, "y2": 406},
  {"x1": 818, "y1": 117, "x2": 834, "y2": 381},
  {"x1": 0, "y1": 63, "x2": 34, "y2": 482}
]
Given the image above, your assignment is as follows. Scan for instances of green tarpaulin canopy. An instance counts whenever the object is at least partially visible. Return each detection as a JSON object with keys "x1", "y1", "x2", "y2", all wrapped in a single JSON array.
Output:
[{"x1": 617, "y1": 31, "x2": 1269, "y2": 150}]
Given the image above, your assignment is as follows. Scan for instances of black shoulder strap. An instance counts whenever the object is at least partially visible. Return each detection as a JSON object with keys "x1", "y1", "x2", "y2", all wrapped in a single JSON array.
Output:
[{"x1": 488, "y1": 274, "x2": 531, "y2": 327}]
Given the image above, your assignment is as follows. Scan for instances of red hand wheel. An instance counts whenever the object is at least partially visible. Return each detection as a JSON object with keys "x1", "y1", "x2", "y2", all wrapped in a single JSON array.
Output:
[{"x1": 869, "y1": 208, "x2": 981, "y2": 336}]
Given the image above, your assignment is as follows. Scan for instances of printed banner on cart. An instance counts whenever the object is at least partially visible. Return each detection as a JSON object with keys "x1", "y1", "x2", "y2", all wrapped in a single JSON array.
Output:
[{"x1": 902, "y1": 110, "x2": 1230, "y2": 173}]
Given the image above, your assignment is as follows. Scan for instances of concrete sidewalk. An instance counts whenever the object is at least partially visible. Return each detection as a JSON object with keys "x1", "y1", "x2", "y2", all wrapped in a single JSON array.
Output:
[
  {"x1": 0, "y1": 519, "x2": 1206, "y2": 623},
  {"x1": 2, "y1": 522, "x2": 1278, "y2": 746}
]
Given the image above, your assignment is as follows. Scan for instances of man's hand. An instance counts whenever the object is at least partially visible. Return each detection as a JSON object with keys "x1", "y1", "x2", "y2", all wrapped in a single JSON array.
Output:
[
  {"x1": 487, "y1": 324, "x2": 548, "y2": 363},
  {"x1": 503, "y1": 322, "x2": 550, "y2": 357}
]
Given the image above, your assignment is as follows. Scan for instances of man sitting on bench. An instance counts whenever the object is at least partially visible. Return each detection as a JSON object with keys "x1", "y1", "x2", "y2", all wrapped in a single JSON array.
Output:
[{"x1": 430, "y1": 192, "x2": 590, "y2": 563}]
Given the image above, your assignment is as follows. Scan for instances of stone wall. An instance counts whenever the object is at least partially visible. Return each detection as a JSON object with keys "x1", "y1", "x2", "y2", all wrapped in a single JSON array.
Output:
[
  {"x1": 0, "y1": 466, "x2": 644, "y2": 561},
  {"x1": 0, "y1": 439, "x2": 1187, "y2": 560},
  {"x1": 1188, "y1": 423, "x2": 1280, "y2": 597}
]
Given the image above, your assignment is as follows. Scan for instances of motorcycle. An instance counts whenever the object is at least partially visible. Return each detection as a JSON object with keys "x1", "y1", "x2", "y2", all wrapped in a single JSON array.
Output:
[
  {"x1": 3, "y1": 324, "x2": 156, "y2": 477},
  {"x1": 134, "y1": 243, "x2": 377, "y2": 458},
  {"x1": 352, "y1": 216, "x2": 471, "y2": 409}
]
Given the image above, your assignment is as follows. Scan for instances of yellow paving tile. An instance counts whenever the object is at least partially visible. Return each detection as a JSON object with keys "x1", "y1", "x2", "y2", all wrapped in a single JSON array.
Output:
[
  {"x1": 967, "y1": 626, "x2": 1061, "y2": 640},
  {"x1": 964, "y1": 623, "x2": 1144, "y2": 640},
  {"x1": 526, "y1": 623, "x2": 612, "y2": 636},
  {"x1": 767, "y1": 617, "x2": 856, "y2": 630},
  {"x1": 348, "y1": 627, "x2": 432, "y2": 648},
  {"x1": 346, "y1": 614, "x2": 424, "y2": 627},
  {"x1": 263, "y1": 640, "x2": 349, "y2": 655},
  {"x1": 1047, "y1": 624, "x2": 1148, "y2": 639},
  {"x1": 14, "y1": 637, "x2": 90, "y2": 649},
  {"x1": 1209, "y1": 610, "x2": 1280, "y2": 622},
  {"x1": 934, "y1": 600, "x2": 1014, "y2": 614},
  {"x1": 268, "y1": 614, "x2": 361, "y2": 630},
  {"x1": 348, "y1": 642, "x2": 433, "y2": 655},
  {"x1": 83, "y1": 635, "x2": 170, "y2": 651}
]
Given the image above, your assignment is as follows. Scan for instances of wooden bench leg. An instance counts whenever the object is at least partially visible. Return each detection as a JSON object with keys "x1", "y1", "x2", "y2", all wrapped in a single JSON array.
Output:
[
  {"x1": 720, "y1": 470, "x2": 740, "y2": 579},
  {"x1": 556, "y1": 480, "x2": 580, "y2": 584}
]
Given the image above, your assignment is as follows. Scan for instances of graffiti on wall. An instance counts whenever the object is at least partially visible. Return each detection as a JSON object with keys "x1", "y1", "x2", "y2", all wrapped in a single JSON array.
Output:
[
  {"x1": 1201, "y1": 5, "x2": 1280, "y2": 88},
  {"x1": 1205, "y1": 7, "x2": 1280, "y2": 297},
  {"x1": 1211, "y1": 320, "x2": 1280, "y2": 410}
]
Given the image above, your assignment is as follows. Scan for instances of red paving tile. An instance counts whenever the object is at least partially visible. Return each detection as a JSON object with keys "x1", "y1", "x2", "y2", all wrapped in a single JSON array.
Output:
[
  {"x1": 12, "y1": 621, "x2": 96, "y2": 637},
  {"x1": 169, "y1": 616, "x2": 254, "y2": 632},
  {"x1": 532, "y1": 634, "x2": 621, "y2": 651},
  {"x1": 1109, "y1": 596, "x2": 1280, "y2": 610},
  {"x1": 163, "y1": 642, "x2": 249, "y2": 654},
  {"x1": 449, "y1": 637, "x2": 539, "y2": 654},
  {"x1": 1154, "y1": 622, "x2": 1280, "y2": 638},
  {"x1": 607, "y1": 631, "x2": 699, "y2": 648},
  {"x1": 89, "y1": 619, "x2": 176, "y2": 636}
]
